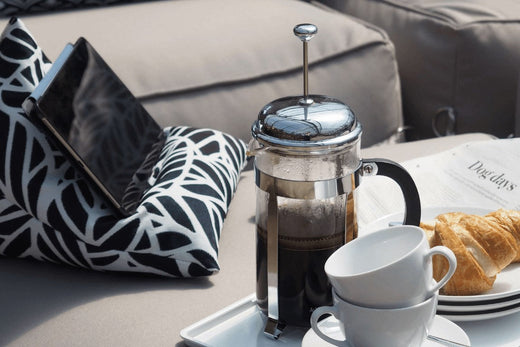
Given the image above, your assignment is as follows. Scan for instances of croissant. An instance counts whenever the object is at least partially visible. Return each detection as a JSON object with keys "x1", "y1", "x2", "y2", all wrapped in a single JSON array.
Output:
[
  {"x1": 486, "y1": 209, "x2": 520, "y2": 262},
  {"x1": 422, "y1": 210, "x2": 519, "y2": 296}
]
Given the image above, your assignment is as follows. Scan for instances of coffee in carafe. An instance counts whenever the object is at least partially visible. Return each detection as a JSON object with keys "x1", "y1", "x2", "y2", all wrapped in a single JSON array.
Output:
[
  {"x1": 256, "y1": 192, "x2": 357, "y2": 326},
  {"x1": 248, "y1": 23, "x2": 421, "y2": 338}
]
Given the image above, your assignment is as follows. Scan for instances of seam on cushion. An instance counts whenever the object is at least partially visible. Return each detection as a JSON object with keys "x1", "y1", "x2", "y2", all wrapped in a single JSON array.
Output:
[
  {"x1": 457, "y1": 19, "x2": 520, "y2": 29},
  {"x1": 383, "y1": 38, "x2": 403, "y2": 134},
  {"x1": 137, "y1": 41, "x2": 393, "y2": 102},
  {"x1": 376, "y1": 0, "x2": 520, "y2": 29},
  {"x1": 133, "y1": 34, "x2": 389, "y2": 99},
  {"x1": 361, "y1": 23, "x2": 403, "y2": 136},
  {"x1": 314, "y1": 0, "x2": 394, "y2": 43},
  {"x1": 374, "y1": 0, "x2": 460, "y2": 26},
  {"x1": 135, "y1": 19, "x2": 393, "y2": 99}
]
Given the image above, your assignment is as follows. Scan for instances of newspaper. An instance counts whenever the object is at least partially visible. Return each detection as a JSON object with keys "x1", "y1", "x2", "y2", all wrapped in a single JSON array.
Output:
[{"x1": 357, "y1": 138, "x2": 520, "y2": 227}]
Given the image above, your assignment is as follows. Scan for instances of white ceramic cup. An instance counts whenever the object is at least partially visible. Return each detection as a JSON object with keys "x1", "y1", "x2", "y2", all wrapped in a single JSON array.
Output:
[
  {"x1": 325, "y1": 225, "x2": 456, "y2": 308},
  {"x1": 311, "y1": 289, "x2": 438, "y2": 347}
]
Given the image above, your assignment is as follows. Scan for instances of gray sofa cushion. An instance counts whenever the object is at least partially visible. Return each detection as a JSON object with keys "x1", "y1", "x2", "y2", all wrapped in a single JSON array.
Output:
[
  {"x1": 320, "y1": 0, "x2": 520, "y2": 140},
  {"x1": 1, "y1": 0, "x2": 404, "y2": 147}
]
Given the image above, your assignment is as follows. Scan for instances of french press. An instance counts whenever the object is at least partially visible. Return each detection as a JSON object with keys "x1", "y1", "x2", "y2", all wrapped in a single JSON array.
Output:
[{"x1": 248, "y1": 24, "x2": 421, "y2": 338}]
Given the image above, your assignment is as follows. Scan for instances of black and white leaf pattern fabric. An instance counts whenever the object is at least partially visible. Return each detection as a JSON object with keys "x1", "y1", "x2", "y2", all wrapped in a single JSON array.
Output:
[
  {"x1": 0, "y1": 0, "x2": 143, "y2": 16},
  {"x1": 0, "y1": 18, "x2": 247, "y2": 277}
]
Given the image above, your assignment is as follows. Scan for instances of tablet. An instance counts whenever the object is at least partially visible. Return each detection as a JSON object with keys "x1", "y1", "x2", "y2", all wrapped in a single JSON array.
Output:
[{"x1": 23, "y1": 37, "x2": 165, "y2": 217}]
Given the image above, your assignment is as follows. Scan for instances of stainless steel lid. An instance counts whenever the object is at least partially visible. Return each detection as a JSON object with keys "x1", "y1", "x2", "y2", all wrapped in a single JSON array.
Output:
[
  {"x1": 251, "y1": 95, "x2": 362, "y2": 149},
  {"x1": 251, "y1": 23, "x2": 362, "y2": 151}
]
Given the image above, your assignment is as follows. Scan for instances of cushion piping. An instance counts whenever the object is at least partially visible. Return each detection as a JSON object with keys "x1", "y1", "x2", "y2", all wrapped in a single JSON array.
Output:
[
  {"x1": 137, "y1": 40, "x2": 396, "y2": 101},
  {"x1": 372, "y1": 0, "x2": 520, "y2": 29}
]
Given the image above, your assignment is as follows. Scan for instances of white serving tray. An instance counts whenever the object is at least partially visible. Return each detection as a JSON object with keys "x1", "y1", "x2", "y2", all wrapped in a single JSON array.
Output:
[
  {"x1": 180, "y1": 294, "x2": 308, "y2": 347},
  {"x1": 180, "y1": 293, "x2": 472, "y2": 347}
]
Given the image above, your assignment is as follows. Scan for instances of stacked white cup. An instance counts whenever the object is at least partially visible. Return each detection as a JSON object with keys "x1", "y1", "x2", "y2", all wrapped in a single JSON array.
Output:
[{"x1": 311, "y1": 225, "x2": 457, "y2": 347}]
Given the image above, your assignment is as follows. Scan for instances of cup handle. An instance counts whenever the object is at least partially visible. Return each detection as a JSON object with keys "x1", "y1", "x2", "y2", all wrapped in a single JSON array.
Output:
[
  {"x1": 310, "y1": 306, "x2": 346, "y2": 346},
  {"x1": 425, "y1": 245, "x2": 457, "y2": 294},
  {"x1": 362, "y1": 159, "x2": 421, "y2": 226}
]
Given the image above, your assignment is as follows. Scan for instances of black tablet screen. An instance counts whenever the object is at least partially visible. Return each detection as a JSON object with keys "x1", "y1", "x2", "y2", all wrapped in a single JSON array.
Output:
[{"x1": 33, "y1": 38, "x2": 165, "y2": 215}]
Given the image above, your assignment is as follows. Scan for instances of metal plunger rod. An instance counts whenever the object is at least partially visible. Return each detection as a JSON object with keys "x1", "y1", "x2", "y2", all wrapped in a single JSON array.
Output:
[
  {"x1": 303, "y1": 40, "x2": 309, "y2": 100},
  {"x1": 293, "y1": 23, "x2": 317, "y2": 105}
]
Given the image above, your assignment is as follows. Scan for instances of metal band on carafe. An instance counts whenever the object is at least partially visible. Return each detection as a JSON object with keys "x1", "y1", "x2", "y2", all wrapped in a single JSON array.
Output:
[{"x1": 256, "y1": 171, "x2": 358, "y2": 200}]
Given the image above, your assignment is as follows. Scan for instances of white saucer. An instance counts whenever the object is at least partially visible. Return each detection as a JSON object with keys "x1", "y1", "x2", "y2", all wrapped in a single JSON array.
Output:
[{"x1": 301, "y1": 315, "x2": 470, "y2": 346}]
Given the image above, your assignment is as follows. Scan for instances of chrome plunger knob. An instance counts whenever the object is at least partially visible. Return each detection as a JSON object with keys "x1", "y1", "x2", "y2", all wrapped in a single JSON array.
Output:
[
  {"x1": 293, "y1": 23, "x2": 317, "y2": 41},
  {"x1": 293, "y1": 23, "x2": 318, "y2": 105}
]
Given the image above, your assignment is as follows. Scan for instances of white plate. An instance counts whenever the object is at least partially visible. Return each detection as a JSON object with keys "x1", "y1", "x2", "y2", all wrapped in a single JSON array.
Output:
[
  {"x1": 439, "y1": 263, "x2": 520, "y2": 304},
  {"x1": 438, "y1": 304, "x2": 520, "y2": 322},
  {"x1": 438, "y1": 290, "x2": 520, "y2": 312},
  {"x1": 301, "y1": 315, "x2": 471, "y2": 346},
  {"x1": 361, "y1": 207, "x2": 520, "y2": 305}
]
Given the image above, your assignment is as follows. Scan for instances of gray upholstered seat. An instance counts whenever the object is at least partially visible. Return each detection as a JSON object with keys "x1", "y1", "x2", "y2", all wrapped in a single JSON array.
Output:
[{"x1": 321, "y1": 0, "x2": 520, "y2": 140}]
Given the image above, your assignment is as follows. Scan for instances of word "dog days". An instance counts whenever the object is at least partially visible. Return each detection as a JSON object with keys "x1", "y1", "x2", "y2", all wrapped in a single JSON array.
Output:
[{"x1": 468, "y1": 161, "x2": 517, "y2": 191}]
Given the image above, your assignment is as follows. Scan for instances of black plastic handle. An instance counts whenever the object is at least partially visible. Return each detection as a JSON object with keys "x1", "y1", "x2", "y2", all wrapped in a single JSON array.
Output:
[{"x1": 362, "y1": 158, "x2": 421, "y2": 226}]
